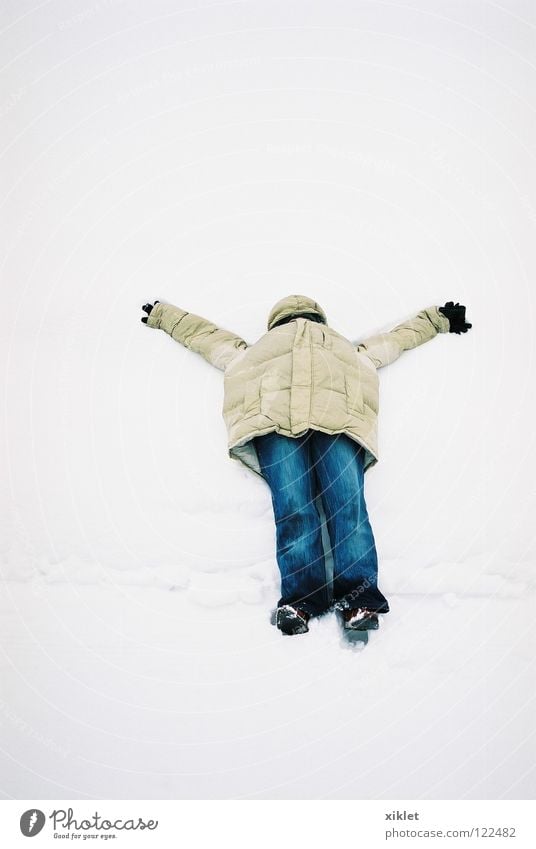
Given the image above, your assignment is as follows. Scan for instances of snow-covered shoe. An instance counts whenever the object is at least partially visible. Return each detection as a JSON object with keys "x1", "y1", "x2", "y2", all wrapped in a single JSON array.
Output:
[
  {"x1": 342, "y1": 608, "x2": 380, "y2": 631},
  {"x1": 276, "y1": 605, "x2": 310, "y2": 635}
]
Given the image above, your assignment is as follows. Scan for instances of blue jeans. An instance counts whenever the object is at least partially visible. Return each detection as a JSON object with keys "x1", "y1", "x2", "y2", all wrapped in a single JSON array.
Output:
[{"x1": 254, "y1": 430, "x2": 390, "y2": 617}]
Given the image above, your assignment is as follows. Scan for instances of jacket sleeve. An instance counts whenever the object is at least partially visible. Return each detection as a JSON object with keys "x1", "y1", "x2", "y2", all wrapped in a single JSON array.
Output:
[
  {"x1": 355, "y1": 305, "x2": 450, "y2": 369},
  {"x1": 146, "y1": 302, "x2": 248, "y2": 371}
]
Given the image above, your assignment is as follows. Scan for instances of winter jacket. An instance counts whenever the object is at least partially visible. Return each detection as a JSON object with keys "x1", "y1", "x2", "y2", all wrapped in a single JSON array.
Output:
[{"x1": 146, "y1": 295, "x2": 450, "y2": 479}]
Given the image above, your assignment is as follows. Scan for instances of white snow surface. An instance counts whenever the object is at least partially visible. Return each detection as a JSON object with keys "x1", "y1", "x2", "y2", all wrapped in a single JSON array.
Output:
[{"x1": 1, "y1": 0, "x2": 536, "y2": 799}]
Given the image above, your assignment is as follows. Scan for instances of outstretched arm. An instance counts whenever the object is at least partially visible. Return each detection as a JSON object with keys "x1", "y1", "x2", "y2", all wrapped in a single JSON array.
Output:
[
  {"x1": 355, "y1": 302, "x2": 471, "y2": 369},
  {"x1": 141, "y1": 301, "x2": 248, "y2": 371}
]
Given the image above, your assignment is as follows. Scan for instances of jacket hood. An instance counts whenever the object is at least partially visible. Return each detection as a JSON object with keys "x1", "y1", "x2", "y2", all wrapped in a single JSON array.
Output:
[{"x1": 267, "y1": 294, "x2": 327, "y2": 331}]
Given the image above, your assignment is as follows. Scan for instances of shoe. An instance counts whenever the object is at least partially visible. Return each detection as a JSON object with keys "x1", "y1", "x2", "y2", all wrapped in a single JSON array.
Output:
[
  {"x1": 276, "y1": 605, "x2": 310, "y2": 635},
  {"x1": 341, "y1": 607, "x2": 380, "y2": 631}
]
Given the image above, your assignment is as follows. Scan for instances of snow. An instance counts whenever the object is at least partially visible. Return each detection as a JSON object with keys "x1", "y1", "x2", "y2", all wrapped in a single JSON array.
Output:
[
  {"x1": 1, "y1": 0, "x2": 536, "y2": 800},
  {"x1": 1, "y1": 582, "x2": 535, "y2": 799}
]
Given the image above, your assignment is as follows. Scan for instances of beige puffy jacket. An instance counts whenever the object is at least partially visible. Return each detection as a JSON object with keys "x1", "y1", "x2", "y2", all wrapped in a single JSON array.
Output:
[{"x1": 146, "y1": 295, "x2": 450, "y2": 478}]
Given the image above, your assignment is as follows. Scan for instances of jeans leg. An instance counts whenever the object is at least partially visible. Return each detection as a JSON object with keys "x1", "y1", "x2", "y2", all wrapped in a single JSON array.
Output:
[
  {"x1": 253, "y1": 432, "x2": 330, "y2": 617},
  {"x1": 310, "y1": 431, "x2": 390, "y2": 614}
]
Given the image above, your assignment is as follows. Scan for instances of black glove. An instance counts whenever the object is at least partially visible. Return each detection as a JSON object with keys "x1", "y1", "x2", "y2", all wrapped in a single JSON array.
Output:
[
  {"x1": 438, "y1": 301, "x2": 472, "y2": 334},
  {"x1": 141, "y1": 301, "x2": 159, "y2": 324}
]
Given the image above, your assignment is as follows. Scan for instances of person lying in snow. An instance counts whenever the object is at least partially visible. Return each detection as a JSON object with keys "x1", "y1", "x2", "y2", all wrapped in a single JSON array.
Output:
[{"x1": 141, "y1": 295, "x2": 472, "y2": 636}]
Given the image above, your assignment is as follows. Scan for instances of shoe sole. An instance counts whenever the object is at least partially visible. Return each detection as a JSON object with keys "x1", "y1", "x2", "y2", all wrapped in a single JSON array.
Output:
[
  {"x1": 276, "y1": 608, "x2": 309, "y2": 635},
  {"x1": 343, "y1": 615, "x2": 379, "y2": 631}
]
